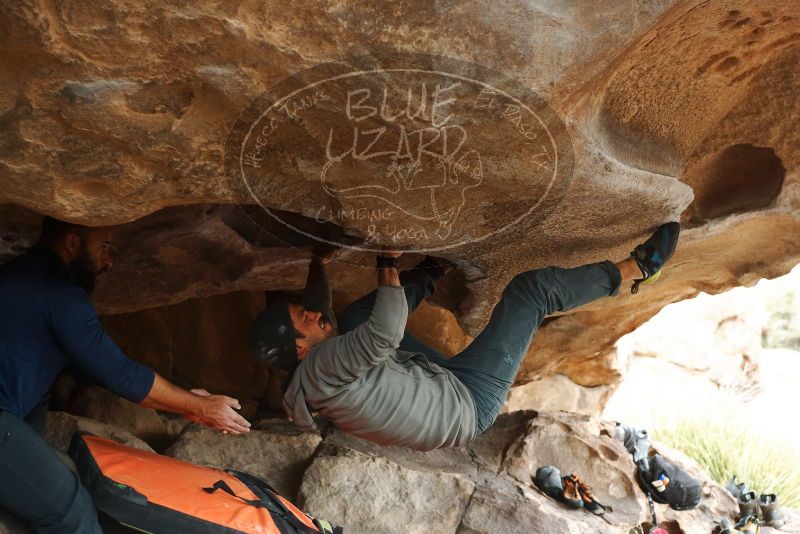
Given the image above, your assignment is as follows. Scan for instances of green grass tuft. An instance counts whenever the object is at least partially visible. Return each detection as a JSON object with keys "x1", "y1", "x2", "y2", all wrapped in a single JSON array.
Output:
[{"x1": 653, "y1": 416, "x2": 800, "y2": 508}]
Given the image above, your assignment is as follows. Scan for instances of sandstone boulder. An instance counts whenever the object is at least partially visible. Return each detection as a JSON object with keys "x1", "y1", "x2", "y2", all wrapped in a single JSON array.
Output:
[
  {"x1": 1, "y1": 2, "x2": 799, "y2": 529},
  {"x1": 502, "y1": 412, "x2": 644, "y2": 527},
  {"x1": 299, "y1": 446, "x2": 475, "y2": 534},
  {"x1": 603, "y1": 280, "x2": 787, "y2": 429},
  {"x1": 165, "y1": 419, "x2": 322, "y2": 500},
  {"x1": 100, "y1": 286, "x2": 271, "y2": 409},
  {"x1": 321, "y1": 409, "x2": 537, "y2": 479}
]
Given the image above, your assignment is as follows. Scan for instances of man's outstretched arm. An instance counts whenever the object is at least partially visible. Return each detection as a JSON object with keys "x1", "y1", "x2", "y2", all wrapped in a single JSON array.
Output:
[
  {"x1": 306, "y1": 250, "x2": 405, "y2": 384},
  {"x1": 337, "y1": 255, "x2": 445, "y2": 333},
  {"x1": 48, "y1": 285, "x2": 251, "y2": 434},
  {"x1": 139, "y1": 376, "x2": 251, "y2": 434},
  {"x1": 302, "y1": 246, "x2": 339, "y2": 326}
]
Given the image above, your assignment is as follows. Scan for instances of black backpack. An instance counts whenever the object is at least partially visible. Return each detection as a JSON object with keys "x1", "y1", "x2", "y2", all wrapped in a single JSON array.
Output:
[
  {"x1": 69, "y1": 432, "x2": 342, "y2": 534},
  {"x1": 636, "y1": 454, "x2": 701, "y2": 511}
]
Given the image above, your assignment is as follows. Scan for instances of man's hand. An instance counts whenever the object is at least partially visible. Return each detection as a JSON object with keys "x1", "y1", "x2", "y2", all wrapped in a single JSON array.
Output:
[
  {"x1": 185, "y1": 391, "x2": 251, "y2": 435},
  {"x1": 139, "y1": 375, "x2": 251, "y2": 435},
  {"x1": 380, "y1": 248, "x2": 403, "y2": 259},
  {"x1": 312, "y1": 244, "x2": 342, "y2": 265},
  {"x1": 320, "y1": 247, "x2": 342, "y2": 265},
  {"x1": 377, "y1": 248, "x2": 402, "y2": 287}
]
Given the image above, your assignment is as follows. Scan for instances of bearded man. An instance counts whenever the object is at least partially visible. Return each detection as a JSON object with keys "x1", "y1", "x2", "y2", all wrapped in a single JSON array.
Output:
[{"x1": 0, "y1": 216, "x2": 251, "y2": 533}]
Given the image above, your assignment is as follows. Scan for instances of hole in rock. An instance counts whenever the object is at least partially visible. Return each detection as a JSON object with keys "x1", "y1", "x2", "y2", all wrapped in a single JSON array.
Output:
[
  {"x1": 684, "y1": 144, "x2": 785, "y2": 223},
  {"x1": 599, "y1": 445, "x2": 619, "y2": 462}
]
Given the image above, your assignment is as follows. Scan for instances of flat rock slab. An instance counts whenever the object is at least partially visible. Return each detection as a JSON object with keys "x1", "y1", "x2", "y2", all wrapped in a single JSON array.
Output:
[
  {"x1": 299, "y1": 446, "x2": 474, "y2": 534},
  {"x1": 457, "y1": 485, "x2": 623, "y2": 534}
]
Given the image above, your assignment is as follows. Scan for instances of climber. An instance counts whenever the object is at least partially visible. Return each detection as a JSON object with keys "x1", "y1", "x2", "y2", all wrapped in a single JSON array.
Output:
[
  {"x1": 249, "y1": 223, "x2": 680, "y2": 452},
  {"x1": 0, "y1": 217, "x2": 251, "y2": 534}
]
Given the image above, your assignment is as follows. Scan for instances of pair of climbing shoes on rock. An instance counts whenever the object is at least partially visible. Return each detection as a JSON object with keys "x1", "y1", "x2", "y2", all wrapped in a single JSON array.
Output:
[
  {"x1": 736, "y1": 491, "x2": 785, "y2": 530},
  {"x1": 533, "y1": 466, "x2": 611, "y2": 516},
  {"x1": 719, "y1": 475, "x2": 785, "y2": 532}
]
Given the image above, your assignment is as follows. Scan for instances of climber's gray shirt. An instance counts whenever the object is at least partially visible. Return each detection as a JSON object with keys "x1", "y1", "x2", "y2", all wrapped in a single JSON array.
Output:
[{"x1": 283, "y1": 285, "x2": 478, "y2": 451}]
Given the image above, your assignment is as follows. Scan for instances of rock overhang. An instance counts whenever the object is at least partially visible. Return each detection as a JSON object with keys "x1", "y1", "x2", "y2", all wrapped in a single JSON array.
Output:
[{"x1": 1, "y1": 0, "x2": 799, "y2": 389}]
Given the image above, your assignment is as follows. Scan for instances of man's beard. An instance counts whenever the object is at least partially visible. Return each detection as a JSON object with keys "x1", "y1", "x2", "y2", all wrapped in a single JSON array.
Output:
[{"x1": 70, "y1": 248, "x2": 101, "y2": 295}]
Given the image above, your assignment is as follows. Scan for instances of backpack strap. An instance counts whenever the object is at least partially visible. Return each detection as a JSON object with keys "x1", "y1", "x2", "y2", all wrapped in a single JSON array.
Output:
[
  {"x1": 226, "y1": 471, "x2": 324, "y2": 534},
  {"x1": 206, "y1": 471, "x2": 340, "y2": 534},
  {"x1": 647, "y1": 491, "x2": 659, "y2": 527},
  {"x1": 313, "y1": 518, "x2": 344, "y2": 534},
  {"x1": 204, "y1": 478, "x2": 320, "y2": 533},
  {"x1": 228, "y1": 469, "x2": 280, "y2": 496},
  {"x1": 202, "y1": 480, "x2": 284, "y2": 515}
]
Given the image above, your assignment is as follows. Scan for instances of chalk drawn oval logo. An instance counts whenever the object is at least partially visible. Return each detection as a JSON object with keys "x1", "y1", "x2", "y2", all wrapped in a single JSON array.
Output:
[{"x1": 225, "y1": 54, "x2": 573, "y2": 253}]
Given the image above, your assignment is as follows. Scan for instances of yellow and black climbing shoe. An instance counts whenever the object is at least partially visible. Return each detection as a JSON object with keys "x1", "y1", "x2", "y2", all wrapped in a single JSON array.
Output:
[
  {"x1": 738, "y1": 491, "x2": 759, "y2": 522},
  {"x1": 630, "y1": 222, "x2": 680, "y2": 294},
  {"x1": 734, "y1": 514, "x2": 760, "y2": 534}
]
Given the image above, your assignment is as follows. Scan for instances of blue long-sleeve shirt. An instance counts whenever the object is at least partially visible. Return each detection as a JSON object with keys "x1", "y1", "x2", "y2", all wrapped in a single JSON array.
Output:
[{"x1": 0, "y1": 246, "x2": 155, "y2": 418}]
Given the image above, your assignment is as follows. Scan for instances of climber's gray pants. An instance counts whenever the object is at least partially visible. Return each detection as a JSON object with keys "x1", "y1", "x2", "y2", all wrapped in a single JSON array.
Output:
[{"x1": 339, "y1": 261, "x2": 622, "y2": 434}]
